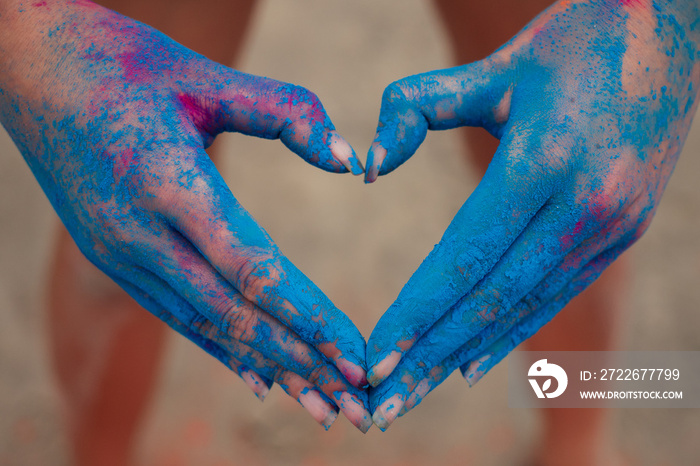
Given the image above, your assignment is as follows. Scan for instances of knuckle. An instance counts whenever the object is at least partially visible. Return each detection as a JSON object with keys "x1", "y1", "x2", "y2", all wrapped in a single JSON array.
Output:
[
  {"x1": 521, "y1": 292, "x2": 542, "y2": 313},
  {"x1": 382, "y1": 80, "x2": 415, "y2": 106},
  {"x1": 272, "y1": 365, "x2": 288, "y2": 384},
  {"x1": 584, "y1": 184, "x2": 625, "y2": 224},
  {"x1": 473, "y1": 289, "x2": 511, "y2": 325},
  {"x1": 286, "y1": 85, "x2": 324, "y2": 117},
  {"x1": 217, "y1": 299, "x2": 258, "y2": 342},
  {"x1": 500, "y1": 140, "x2": 559, "y2": 184},
  {"x1": 191, "y1": 315, "x2": 217, "y2": 339},
  {"x1": 229, "y1": 249, "x2": 282, "y2": 302},
  {"x1": 306, "y1": 364, "x2": 329, "y2": 387},
  {"x1": 632, "y1": 214, "x2": 654, "y2": 242}
]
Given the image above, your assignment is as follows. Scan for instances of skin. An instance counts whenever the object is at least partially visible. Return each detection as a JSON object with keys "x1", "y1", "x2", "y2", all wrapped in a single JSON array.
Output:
[
  {"x1": 434, "y1": 2, "x2": 628, "y2": 463},
  {"x1": 47, "y1": 1, "x2": 257, "y2": 463},
  {"x1": 47, "y1": 1, "x2": 259, "y2": 464},
  {"x1": 365, "y1": 0, "x2": 700, "y2": 430},
  {"x1": 0, "y1": 0, "x2": 373, "y2": 432},
  {"x1": 44, "y1": 2, "x2": 626, "y2": 465}
]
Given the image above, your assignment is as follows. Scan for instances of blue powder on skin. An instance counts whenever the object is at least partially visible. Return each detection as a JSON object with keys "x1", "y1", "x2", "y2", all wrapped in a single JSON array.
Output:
[
  {"x1": 0, "y1": 0, "x2": 371, "y2": 427},
  {"x1": 365, "y1": 0, "x2": 700, "y2": 421}
]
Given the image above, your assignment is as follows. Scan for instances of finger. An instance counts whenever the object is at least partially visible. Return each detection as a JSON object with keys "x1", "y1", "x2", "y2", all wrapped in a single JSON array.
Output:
[
  {"x1": 132, "y1": 222, "x2": 372, "y2": 432},
  {"x1": 113, "y1": 269, "x2": 341, "y2": 429},
  {"x1": 178, "y1": 67, "x2": 364, "y2": 175},
  {"x1": 235, "y1": 365, "x2": 275, "y2": 402},
  {"x1": 365, "y1": 59, "x2": 512, "y2": 182},
  {"x1": 366, "y1": 133, "x2": 556, "y2": 387},
  {"x1": 399, "y1": 243, "x2": 629, "y2": 420},
  {"x1": 273, "y1": 371, "x2": 340, "y2": 430},
  {"x1": 193, "y1": 310, "x2": 342, "y2": 430},
  {"x1": 110, "y1": 274, "x2": 275, "y2": 401},
  {"x1": 154, "y1": 150, "x2": 369, "y2": 390}
]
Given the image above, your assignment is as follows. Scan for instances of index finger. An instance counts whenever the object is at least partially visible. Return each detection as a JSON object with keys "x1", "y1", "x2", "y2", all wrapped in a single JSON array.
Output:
[
  {"x1": 179, "y1": 65, "x2": 364, "y2": 175},
  {"x1": 365, "y1": 59, "x2": 511, "y2": 182}
]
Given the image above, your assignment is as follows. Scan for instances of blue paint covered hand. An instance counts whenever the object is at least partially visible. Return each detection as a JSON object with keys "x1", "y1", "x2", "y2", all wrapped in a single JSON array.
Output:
[
  {"x1": 0, "y1": 0, "x2": 371, "y2": 431},
  {"x1": 365, "y1": 0, "x2": 699, "y2": 429}
]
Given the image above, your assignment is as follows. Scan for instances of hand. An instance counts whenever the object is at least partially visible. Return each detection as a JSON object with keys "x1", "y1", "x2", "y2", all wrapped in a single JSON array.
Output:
[
  {"x1": 0, "y1": 0, "x2": 371, "y2": 431},
  {"x1": 364, "y1": 0, "x2": 700, "y2": 429}
]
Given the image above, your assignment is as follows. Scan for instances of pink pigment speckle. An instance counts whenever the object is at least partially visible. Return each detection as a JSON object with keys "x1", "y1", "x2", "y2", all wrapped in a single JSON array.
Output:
[
  {"x1": 620, "y1": 0, "x2": 642, "y2": 6},
  {"x1": 32, "y1": 1, "x2": 47, "y2": 7},
  {"x1": 116, "y1": 52, "x2": 149, "y2": 83},
  {"x1": 560, "y1": 220, "x2": 584, "y2": 249},
  {"x1": 282, "y1": 87, "x2": 325, "y2": 124},
  {"x1": 178, "y1": 93, "x2": 208, "y2": 124},
  {"x1": 87, "y1": 81, "x2": 113, "y2": 116},
  {"x1": 177, "y1": 93, "x2": 218, "y2": 135},
  {"x1": 82, "y1": 50, "x2": 107, "y2": 62},
  {"x1": 113, "y1": 148, "x2": 135, "y2": 180}
]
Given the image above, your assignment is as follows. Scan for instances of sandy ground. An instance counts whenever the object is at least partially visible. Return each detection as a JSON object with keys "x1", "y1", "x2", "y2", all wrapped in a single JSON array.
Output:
[{"x1": 1, "y1": 1, "x2": 700, "y2": 465}]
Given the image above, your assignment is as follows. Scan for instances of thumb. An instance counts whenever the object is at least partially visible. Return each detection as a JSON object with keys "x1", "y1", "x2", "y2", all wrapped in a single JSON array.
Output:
[
  {"x1": 179, "y1": 67, "x2": 364, "y2": 175},
  {"x1": 365, "y1": 58, "x2": 512, "y2": 183}
]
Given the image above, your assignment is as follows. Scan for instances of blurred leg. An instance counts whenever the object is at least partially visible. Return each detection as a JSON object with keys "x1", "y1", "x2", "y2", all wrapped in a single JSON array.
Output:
[
  {"x1": 48, "y1": 1, "x2": 256, "y2": 465},
  {"x1": 433, "y1": 1, "x2": 628, "y2": 465}
]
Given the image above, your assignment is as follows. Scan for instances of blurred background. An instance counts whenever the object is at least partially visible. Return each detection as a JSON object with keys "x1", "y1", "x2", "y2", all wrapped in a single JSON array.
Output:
[{"x1": 1, "y1": 0, "x2": 699, "y2": 464}]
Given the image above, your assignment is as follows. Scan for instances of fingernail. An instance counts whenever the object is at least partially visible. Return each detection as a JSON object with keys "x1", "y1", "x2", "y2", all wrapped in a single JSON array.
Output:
[
  {"x1": 372, "y1": 394, "x2": 404, "y2": 432},
  {"x1": 463, "y1": 355, "x2": 491, "y2": 387},
  {"x1": 367, "y1": 350, "x2": 402, "y2": 387},
  {"x1": 240, "y1": 367, "x2": 270, "y2": 402},
  {"x1": 337, "y1": 359, "x2": 369, "y2": 389},
  {"x1": 364, "y1": 142, "x2": 387, "y2": 184},
  {"x1": 298, "y1": 387, "x2": 338, "y2": 430},
  {"x1": 402, "y1": 377, "x2": 432, "y2": 414},
  {"x1": 397, "y1": 404, "x2": 408, "y2": 418},
  {"x1": 329, "y1": 134, "x2": 364, "y2": 175},
  {"x1": 333, "y1": 391, "x2": 373, "y2": 433}
]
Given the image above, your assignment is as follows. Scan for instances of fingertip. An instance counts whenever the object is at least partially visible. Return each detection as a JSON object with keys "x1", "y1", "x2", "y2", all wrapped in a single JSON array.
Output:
[
  {"x1": 403, "y1": 377, "x2": 431, "y2": 413},
  {"x1": 463, "y1": 354, "x2": 491, "y2": 387},
  {"x1": 298, "y1": 387, "x2": 339, "y2": 431},
  {"x1": 239, "y1": 366, "x2": 271, "y2": 402},
  {"x1": 364, "y1": 141, "x2": 387, "y2": 184},
  {"x1": 328, "y1": 132, "x2": 364, "y2": 175},
  {"x1": 333, "y1": 391, "x2": 373, "y2": 433},
  {"x1": 350, "y1": 157, "x2": 365, "y2": 176},
  {"x1": 367, "y1": 350, "x2": 402, "y2": 387},
  {"x1": 336, "y1": 359, "x2": 369, "y2": 390},
  {"x1": 372, "y1": 394, "x2": 404, "y2": 432},
  {"x1": 316, "y1": 341, "x2": 368, "y2": 389}
]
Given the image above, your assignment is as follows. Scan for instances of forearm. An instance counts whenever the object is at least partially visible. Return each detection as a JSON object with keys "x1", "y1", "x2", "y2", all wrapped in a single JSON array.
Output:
[{"x1": 0, "y1": 1, "x2": 77, "y2": 117}]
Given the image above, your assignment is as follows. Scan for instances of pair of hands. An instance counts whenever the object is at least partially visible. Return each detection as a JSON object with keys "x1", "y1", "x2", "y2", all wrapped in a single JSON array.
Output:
[{"x1": 1, "y1": 0, "x2": 697, "y2": 432}]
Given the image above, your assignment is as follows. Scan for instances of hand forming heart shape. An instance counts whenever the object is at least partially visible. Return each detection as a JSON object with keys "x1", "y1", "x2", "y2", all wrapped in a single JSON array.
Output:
[
  {"x1": 0, "y1": 0, "x2": 370, "y2": 432},
  {"x1": 363, "y1": 0, "x2": 699, "y2": 430},
  {"x1": 1, "y1": 0, "x2": 698, "y2": 434}
]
